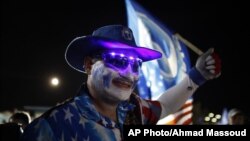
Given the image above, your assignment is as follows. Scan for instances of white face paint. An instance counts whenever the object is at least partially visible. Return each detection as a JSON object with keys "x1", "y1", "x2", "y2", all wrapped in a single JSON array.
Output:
[{"x1": 88, "y1": 60, "x2": 139, "y2": 104}]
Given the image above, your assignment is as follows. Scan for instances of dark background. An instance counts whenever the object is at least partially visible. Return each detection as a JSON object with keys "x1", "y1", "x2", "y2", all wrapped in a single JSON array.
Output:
[{"x1": 1, "y1": 0, "x2": 249, "y2": 116}]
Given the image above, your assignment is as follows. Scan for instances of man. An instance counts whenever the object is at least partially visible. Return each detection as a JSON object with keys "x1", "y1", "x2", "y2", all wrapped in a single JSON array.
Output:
[
  {"x1": 0, "y1": 111, "x2": 30, "y2": 141},
  {"x1": 21, "y1": 25, "x2": 221, "y2": 141},
  {"x1": 228, "y1": 108, "x2": 247, "y2": 125},
  {"x1": 9, "y1": 111, "x2": 31, "y2": 131}
]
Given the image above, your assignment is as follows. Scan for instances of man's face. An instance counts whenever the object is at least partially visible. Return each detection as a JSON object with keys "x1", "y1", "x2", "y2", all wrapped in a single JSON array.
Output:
[{"x1": 88, "y1": 52, "x2": 141, "y2": 103}]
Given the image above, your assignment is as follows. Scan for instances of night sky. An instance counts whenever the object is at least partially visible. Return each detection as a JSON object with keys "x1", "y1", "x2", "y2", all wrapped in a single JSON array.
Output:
[{"x1": 1, "y1": 0, "x2": 248, "y2": 115}]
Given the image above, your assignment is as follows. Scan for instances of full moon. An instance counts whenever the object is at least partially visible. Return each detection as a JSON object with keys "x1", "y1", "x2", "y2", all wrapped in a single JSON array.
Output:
[{"x1": 51, "y1": 77, "x2": 59, "y2": 86}]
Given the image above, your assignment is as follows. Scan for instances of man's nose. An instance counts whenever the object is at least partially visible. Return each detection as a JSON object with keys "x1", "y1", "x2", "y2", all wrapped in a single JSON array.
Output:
[{"x1": 119, "y1": 64, "x2": 137, "y2": 79}]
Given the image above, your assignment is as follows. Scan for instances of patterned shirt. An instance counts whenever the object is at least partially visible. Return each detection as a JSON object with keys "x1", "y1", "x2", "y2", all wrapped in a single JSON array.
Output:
[{"x1": 21, "y1": 85, "x2": 161, "y2": 141}]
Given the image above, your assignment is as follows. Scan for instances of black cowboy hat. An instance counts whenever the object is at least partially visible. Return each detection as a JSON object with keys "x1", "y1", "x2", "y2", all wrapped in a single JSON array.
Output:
[{"x1": 65, "y1": 25, "x2": 162, "y2": 73}]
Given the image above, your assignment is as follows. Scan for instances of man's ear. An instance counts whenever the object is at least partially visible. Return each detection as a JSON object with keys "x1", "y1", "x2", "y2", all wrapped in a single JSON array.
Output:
[{"x1": 84, "y1": 56, "x2": 93, "y2": 74}]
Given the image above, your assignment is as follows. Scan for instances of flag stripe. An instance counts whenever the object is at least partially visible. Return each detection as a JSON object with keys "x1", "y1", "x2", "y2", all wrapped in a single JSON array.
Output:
[{"x1": 157, "y1": 100, "x2": 193, "y2": 125}]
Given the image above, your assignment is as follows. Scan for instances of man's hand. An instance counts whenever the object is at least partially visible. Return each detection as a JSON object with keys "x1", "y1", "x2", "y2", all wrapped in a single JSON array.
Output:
[
  {"x1": 188, "y1": 48, "x2": 221, "y2": 86},
  {"x1": 195, "y1": 48, "x2": 221, "y2": 80}
]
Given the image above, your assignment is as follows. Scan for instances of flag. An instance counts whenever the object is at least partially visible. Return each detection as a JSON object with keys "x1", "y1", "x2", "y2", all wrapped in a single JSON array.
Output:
[
  {"x1": 157, "y1": 99, "x2": 193, "y2": 125},
  {"x1": 125, "y1": 0, "x2": 193, "y2": 125}
]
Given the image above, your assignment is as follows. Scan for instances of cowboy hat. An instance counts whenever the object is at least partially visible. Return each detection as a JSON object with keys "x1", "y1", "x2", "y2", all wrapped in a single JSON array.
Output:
[{"x1": 65, "y1": 25, "x2": 162, "y2": 73}]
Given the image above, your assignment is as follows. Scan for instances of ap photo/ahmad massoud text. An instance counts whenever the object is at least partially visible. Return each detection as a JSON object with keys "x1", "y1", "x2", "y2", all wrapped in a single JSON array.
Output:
[{"x1": 124, "y1": 126, "x2": 248, "y2": 137}]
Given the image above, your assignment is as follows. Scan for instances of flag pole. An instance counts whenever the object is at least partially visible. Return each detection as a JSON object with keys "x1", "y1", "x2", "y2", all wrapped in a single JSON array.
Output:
[{"x1": 174, "y1": 33, "x2": 203, "y2": 55}]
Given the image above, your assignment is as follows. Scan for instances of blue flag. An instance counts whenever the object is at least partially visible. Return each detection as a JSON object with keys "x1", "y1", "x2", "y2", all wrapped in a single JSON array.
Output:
[{"x1": 125, "y1": 0, "x2": 191, "y2": 100}]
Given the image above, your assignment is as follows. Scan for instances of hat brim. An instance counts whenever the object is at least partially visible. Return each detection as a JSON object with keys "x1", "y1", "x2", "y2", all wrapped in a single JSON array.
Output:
[{"x1": 65, "y1": 36, "x2": 162, "y2": 73}]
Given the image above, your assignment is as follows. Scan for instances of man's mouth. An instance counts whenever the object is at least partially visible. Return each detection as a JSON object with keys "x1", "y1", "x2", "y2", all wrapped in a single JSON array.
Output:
[{"x1": 112, "y1": 78, "x2": 133, "y2": 89}]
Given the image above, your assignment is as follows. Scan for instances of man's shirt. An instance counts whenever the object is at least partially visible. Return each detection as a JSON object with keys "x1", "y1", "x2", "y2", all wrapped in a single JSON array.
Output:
[{"x1": 21, "y1": 86, "x2": 161, "y2": 141}]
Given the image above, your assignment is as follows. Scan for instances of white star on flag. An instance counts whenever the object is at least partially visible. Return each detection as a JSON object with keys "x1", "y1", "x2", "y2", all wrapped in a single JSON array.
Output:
[
  {"x1": 79, "y1": 117, "x2": 86, "y2": 128},
  {"x1": 64, "y1": 107, "x2": 74, "y2": 124},
  {"x1": 70, "y1": 102, "x2": 78, "y2": 109},
  {"x1": 83, "y1": 136, "x2": 90, "y2": 141},
  {"x1": 50, "y1": 110, "x2": 58, "y2": 122},
  {"x1": 71, "y1": 133, "x2": 77, "y2": 141},
  {"x1": 34, "y1": 119, "x2": 42, "y2": 130},
  {"x1": 36, "y1": 131, "x2": 44, "y2": 141},
  {"x1": 60, "y1": 132, "x2": 65, "y2": 141}
]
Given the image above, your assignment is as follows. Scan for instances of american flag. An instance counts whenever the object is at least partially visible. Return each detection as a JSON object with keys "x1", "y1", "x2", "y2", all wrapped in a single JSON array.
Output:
[
  {"x1": 157, "y1": 99, "x2": 193, "y2": 125},
  {"x1": 125, "y1": 0, "x2": 193, "y2": 125}
]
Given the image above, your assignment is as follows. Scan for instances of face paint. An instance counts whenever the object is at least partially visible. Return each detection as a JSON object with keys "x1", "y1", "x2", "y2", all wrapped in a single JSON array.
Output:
[
  {"x1": 88, "y1": 60, "x2": 139, "y2": 104},
  {"x1": 103, "y1": 72, "x2": 112, "y2": 88}
]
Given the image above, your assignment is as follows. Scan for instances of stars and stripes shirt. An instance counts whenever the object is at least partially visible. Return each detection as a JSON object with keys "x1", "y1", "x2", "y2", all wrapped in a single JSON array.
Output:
[{"x1": 21, "y1": 85, "x2": 161, "y2": 141}]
